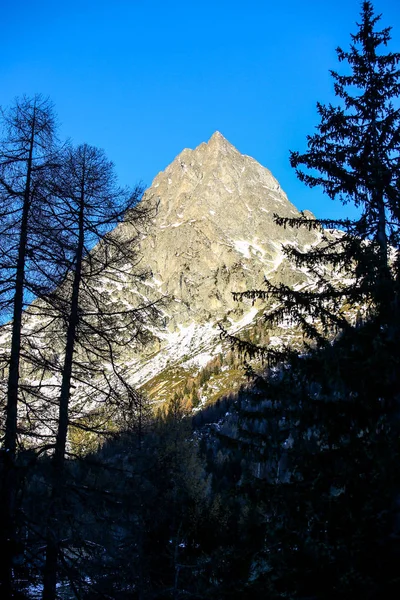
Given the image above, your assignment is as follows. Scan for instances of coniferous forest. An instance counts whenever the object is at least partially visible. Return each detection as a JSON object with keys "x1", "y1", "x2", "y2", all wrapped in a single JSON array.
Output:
[{"x1": 0, "y1": 2, "x2": 399, "y2": 598}]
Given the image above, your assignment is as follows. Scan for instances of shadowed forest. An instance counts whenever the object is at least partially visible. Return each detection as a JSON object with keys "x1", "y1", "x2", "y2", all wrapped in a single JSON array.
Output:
[{"x1": 1, "y1": 2, "x2": 400, "y2": 598}]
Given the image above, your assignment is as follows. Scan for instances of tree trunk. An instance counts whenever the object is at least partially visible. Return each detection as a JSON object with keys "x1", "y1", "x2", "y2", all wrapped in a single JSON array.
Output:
[
  {"x1": 371, "y1": 122, "x2": 392, "y2": 321},
  {"x1": 42, "y1": 185, "x2": 85, "y2": 600},
  {"x1": 0, "y1": 113, "x2": 35, "y2": 598}
]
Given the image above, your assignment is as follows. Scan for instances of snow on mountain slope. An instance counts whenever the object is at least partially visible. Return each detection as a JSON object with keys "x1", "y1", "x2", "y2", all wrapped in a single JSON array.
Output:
[
  {"x1": 1, "y1": 132, "x2": 325, "y2": 427},
  {"x1": 108, "y1": 132, "x2": 323, "y2": 404}
]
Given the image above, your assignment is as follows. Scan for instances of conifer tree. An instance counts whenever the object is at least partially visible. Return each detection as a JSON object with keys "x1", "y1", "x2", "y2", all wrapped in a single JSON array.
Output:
[
  {"x1": 224, "y1": 3, "x2": 400, "y2": 596},
  {"x1": 231, "y1": 1, "x2": 399, "y2": 357},
  {"x1": 0, "y1": 95, "x2": 60, "y2": 597}
]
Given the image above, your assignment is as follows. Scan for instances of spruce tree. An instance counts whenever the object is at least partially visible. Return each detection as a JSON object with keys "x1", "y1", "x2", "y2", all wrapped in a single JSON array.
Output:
[
  {"x1": 231, "y1": 1, "x2": 399, "y2": 356},
  {"x1": 225, "y1": 3, "x2": 400, "y2": 596}
]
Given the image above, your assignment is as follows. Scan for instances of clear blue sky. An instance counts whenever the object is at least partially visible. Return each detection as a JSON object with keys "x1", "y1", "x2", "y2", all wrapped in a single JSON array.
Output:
[{"x1": 1, "y1": 0, "x2": 399, "y2": 220}]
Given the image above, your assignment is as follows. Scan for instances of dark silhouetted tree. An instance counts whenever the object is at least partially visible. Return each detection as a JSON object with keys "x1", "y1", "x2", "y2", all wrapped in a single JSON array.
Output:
[
  {"x1": 40, "y1": 143, "x2": 157, "y2": 599},
  {"x1": 230, "y1": 1, "x2": 399, "y2": 360},
  {"x1": 0, "y1": 95, "x2": 60, "y2": 598},
  {"x1": 223, "y1": 3, "x2": 400, "y2": 597}
]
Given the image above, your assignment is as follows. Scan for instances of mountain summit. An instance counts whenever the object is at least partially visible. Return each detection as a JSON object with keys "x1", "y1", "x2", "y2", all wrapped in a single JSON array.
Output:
[
  {"x1": 118, "y1": 133, "x2": 320, "y2": 401},
  {"x1": 135, "y1": 132, "x2": 317, "y2": 319}
]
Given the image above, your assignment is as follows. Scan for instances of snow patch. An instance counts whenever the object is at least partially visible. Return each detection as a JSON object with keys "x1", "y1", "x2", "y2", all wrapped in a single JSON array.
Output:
[
  {"x1": 234, "y1": 240, "x2": 251, "y2": 258},
  {"x1": 228, "y1": 307, "x2": 259, "y2": 333},
  {"x1": 265, "y1": 241, "x2": 284, "y2": 273},
  {"x1": 233, "y1": 240, "x2": 267, "y2": 260},
  {"x1": 127, "y1": 320, "x2": 221, "y2": 387},
  {"x1": 186, "y1": 351, "x2": 215, "y2": 368},
  {"x1": 269, "y1": 335, "x2": 284, "y2": 347}
]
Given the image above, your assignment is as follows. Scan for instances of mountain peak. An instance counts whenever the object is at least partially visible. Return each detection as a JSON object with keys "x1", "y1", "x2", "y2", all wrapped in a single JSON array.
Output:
[
  {"x1": 123, "y1": 134, "x2": 322, "y2": 401},
  {"x1": 206, "y1": 131, "x2": 237, "y2": 154},
  {"x1": 208, "y1": 130, "x2": 227, "y2": 143}
]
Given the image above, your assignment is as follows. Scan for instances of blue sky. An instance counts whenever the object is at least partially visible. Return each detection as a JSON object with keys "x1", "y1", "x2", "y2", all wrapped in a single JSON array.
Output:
[{"x1": 1, "y1": 0, "x2": 399, "y2": 220}]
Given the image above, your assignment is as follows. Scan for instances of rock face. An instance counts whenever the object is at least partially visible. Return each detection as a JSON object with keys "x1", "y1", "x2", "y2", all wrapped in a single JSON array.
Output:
[
  {"x1": 134, "y1": 132, "x2": 317, "y2": 324},
  {"x1": 117, "y1": 132, "x2": 320, "y2": 401}
]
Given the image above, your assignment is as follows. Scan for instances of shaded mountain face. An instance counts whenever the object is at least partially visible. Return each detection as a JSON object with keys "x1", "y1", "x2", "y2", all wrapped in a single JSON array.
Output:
[{"x1": 118, "y1": 132, "x2": 320, "y2": 402}]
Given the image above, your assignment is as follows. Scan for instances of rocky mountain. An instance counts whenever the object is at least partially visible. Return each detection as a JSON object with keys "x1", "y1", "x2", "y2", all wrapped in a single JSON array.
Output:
[
  {"x1": 0, "y1": 132, "x2": 324, "y2": 425},
  {"x1": 115, "y1": 132, "x2": 322, "y2": 406}
]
